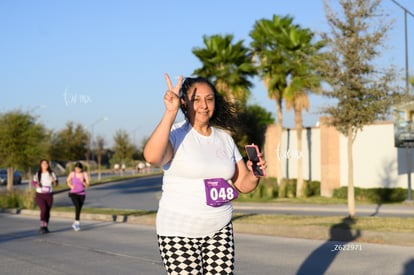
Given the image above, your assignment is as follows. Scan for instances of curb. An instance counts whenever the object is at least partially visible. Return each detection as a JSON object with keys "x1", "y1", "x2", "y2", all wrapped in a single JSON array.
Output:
[{"x1": 2, "y1": 208, "x2": 156, "y2": 225}]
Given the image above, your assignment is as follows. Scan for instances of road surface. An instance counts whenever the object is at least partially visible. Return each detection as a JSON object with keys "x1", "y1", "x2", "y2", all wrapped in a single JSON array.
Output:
[{"x1": 1, "y1": 214, "x2": 413, "y2": 275}]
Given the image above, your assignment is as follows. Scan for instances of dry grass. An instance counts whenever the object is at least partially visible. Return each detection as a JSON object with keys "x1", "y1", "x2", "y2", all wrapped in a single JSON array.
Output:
[{"x1": 232, "y1": 213, "x2": 414, "y2": 233}]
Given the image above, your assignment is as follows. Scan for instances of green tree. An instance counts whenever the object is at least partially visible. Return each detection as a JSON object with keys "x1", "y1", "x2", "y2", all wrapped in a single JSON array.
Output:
[
  {"x1": 236, "y1": 105, "x2": 274, "y2": 157},
  {"x1": 0, "y1": 110, "x2": 48, "y2": 191},
  {"x1": 49, "y1": 122, "x2": 89, "y2": 162},
  {"x1": 112, "y1": 130, "x2": 135, "y2": 168},
  {"x1": 192, "y1": 34, "x2": 256, "y2": 106},
  {"x1": 192, "y1": 33, "x2": 270, "y2": 155},
  {"x1": 250, "y1": 15, "x2": 293, "y2": 184},
  {"x1": 320, "y1": 0, "x2": 401, "y2": 217},
  {"x1": 250, "y1": 15, "x2": 321, "y2": 186}
]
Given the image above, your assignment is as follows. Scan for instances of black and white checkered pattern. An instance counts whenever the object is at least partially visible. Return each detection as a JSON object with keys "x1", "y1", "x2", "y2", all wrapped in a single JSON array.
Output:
[{"x1": 158, "y1": 223, "x2": 235, "y2": 274}]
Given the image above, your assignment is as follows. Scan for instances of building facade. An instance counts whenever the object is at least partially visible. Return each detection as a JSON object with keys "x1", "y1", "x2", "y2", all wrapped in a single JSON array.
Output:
[{"x1": 263, "y1": 119, "x2": 413, "y2": 197}]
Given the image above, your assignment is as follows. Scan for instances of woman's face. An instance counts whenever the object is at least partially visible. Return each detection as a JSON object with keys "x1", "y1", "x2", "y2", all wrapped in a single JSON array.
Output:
[
  {"x1": 75, "y1": 167, "x2": 82, "y2": 173},
  {"x1": 41, "y1": 160, "x2": 49, "y2": 171},
  {"x1": 184, "y1": 82, "x2": 215, "y2": 126}
]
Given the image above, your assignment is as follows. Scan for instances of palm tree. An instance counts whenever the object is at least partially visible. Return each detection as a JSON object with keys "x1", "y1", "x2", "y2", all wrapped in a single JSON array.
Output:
[
  {"x1": 284, "y1": 27, "x2": 325, "y2": 197},
  {"x1": 250, "y1": 15, "x2": 298, "y2": 185},
  {"x1": 192, "y1": 34, "x2": 256, "y2": 106},
  {"x1": 251, "y1": 15, "x2": 324, "y2": 192}
]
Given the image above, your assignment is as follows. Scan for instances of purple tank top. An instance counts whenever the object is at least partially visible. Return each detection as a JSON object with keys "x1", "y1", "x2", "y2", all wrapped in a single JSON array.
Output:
[{"x1": 70, "y1": 172, "x2": 86, "y2": 195}]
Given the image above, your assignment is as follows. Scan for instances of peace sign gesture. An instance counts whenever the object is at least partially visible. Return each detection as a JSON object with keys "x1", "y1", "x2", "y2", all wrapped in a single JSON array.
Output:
[{"x1": 163, "y1": 73, "x2": 183, "y2": 113}]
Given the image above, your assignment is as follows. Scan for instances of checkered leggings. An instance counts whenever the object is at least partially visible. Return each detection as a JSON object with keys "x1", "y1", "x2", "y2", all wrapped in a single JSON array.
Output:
[{"x1": 157, "y1": 222, "x2": 235, "y2": 275}]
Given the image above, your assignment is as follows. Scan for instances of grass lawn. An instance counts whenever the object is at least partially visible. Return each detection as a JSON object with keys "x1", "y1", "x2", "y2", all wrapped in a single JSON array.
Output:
[{"x1": 232, "y1": 213, "x2": 414, "y2": 233}]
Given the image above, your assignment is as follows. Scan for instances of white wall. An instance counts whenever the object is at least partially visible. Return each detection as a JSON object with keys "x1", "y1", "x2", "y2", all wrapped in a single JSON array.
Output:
[
  {"x1": 277, "y1": 122, "x2": 412, "y2": 189},
  {"x1": 278, "y1": 127, "x2": 321, "y2": 182},
  {"x1": 340, "y1": 122, "x2": 412, "y2": 189}
]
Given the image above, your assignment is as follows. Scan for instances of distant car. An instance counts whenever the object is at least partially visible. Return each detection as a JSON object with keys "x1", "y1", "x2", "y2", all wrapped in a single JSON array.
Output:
[{"x1": 0, "y1": 169, "x2": 22, "y2": 185}]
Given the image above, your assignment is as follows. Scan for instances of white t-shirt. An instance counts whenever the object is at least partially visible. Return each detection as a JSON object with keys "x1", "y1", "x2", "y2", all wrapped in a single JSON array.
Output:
[
  {"x1": 157, "y1": 121, "x2": 242, "y2": 238},
  {"x1": 34, "y1": 172, "x2": 57, "y2": 193}
]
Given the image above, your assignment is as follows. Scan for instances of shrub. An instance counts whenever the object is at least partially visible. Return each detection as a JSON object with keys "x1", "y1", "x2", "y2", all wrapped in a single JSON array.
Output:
[
  {"x1": 366, "y1": 188, "x2": 407, "y2": 203},
  {"x1": 286, "y1": 179, "x2": 296, "y2": 198},
  {"x1": 277, "y1": 178, "x2": 299, "y2": 198},
  {"x1": 309, "y1": 181, "x2": 321, "y2": 197},
  {"x1": 278, "y1": 179, "x2": 288, "y2": 198},
  {"x1": 239, "y1": 177, "x2": 278, "y2": 201},
  {"x1": 333, "y1": 186, "x2": 409, "y2": 203},
  {"x1": 0, "y1": 191, "x2": 19, "y2": 208},
  {"x1": 21, "y1": 189, "x2": 36, "y2": 209},
  {"x1": 0, "y1": 189, "x2": 36, "y2": 209},
  {"x1": 302, "y1": 180, "x2": 321, "y2": 197},
  {"x1": 333, "y1": 187, "x2": 347, "y2": 199}
]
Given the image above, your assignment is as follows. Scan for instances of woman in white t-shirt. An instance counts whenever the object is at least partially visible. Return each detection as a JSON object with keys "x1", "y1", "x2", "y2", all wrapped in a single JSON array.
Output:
[
  {"x1": 33, "y1": 159, "x2": 58, "y2": 234},
  {"x1": 144, "y1": 74, "x2": 266, "y2": 274}
]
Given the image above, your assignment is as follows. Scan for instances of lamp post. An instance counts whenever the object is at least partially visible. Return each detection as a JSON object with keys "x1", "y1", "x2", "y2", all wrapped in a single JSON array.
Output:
[
  {"x1": 391, "y1": 0, "x2": 413, "y2": 95},
  {"x1": 27, "y1": 105, "x2": 46, "y2": 191},
  {"x1": 391, "y1": 0, "x2": 414, "y2": 201},
  {"x1": 88, "y1": 116, "x2": 109, "y2": 170}
]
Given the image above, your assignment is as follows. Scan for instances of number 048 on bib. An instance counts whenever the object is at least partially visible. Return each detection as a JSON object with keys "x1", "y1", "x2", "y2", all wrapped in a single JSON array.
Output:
[{"x1": 203, "y1": 178, "x2": 239, "y2": 207}]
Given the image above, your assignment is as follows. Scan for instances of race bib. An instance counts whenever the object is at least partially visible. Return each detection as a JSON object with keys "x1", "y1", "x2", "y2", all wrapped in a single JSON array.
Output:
[
  {"x1": 41, "y1": 186, "x2": 51, "y2": 193},
  {"x1": 204, "y1": 178, "x2": 238, "y2": 207}
]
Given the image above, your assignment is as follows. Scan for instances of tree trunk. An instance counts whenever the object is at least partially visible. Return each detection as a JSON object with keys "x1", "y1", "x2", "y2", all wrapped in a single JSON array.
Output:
[
  {"x1": 347, "y1": 128, "x2": 356, "y2": 217},
  {"x1": 6, "y1": 167, "x2": 14, "y2": 192},
  {"x1": 295, "y1": 107, "x2": 304, "y2": 197},
  {"x1": 28, "y1": 167, "x2": 32, "y2": 191},
  {"x1": 97, "y1": 151, "x2": 102, "y2": 181},
  {"x1": 216, "y1": 80, "x2": 235, "y2": 104},
  {"x1": 276, "y1": 98, "x2": 283, "y2": 186}
]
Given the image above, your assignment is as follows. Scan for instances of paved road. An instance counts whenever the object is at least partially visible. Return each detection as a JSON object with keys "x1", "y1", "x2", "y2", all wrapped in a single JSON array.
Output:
[
  {"x1": 1, "y1": 214, "x2": 413, "y2": 275},
  {"x1": 53, "y1": 175, "x2": 414, "y2": 217},
  {"x1": 54, "y1": 175, "x2": 162, "y2": 211}
]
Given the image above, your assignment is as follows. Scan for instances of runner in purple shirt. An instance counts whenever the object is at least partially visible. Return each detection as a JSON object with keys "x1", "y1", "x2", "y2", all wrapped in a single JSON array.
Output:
[{"x1": 66, "y1": 162, "x2": 90, "y2": 231}]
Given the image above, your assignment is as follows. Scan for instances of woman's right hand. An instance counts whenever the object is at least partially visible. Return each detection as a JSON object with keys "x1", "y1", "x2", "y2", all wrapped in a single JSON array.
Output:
[{"x1": 163, "y1": 73, "x2": 183, "y2": 113}]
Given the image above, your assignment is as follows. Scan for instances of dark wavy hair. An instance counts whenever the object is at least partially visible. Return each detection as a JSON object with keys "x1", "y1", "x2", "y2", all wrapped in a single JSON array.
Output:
[
  {"x1": 74, "y1": 162, "x2": 84, "y2": 171},
  {"x1": 179, "y1": 77, "x2": 237, "y2": 132},
  {"x1": 37, "y1": 159, "x2": 54, "y2": 187}
]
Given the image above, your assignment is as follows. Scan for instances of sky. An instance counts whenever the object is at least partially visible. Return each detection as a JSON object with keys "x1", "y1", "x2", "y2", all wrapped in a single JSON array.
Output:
[{"x1": 1, "y1": 0, "x2": 413, "y2": 147}]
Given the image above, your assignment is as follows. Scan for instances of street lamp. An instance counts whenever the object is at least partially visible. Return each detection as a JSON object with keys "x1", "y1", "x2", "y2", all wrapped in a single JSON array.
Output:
[
  {"x1": 391, "y1": 0, "x2": 414, "y2": 201},
  {"x1": 391, "y1": 0, "x2": 414, "y2": 96},
  {"x1": 27, "y1": 105, "x2": 46, "y2": 191},
  {"x1": 88, "y1": 116, "x2": 109, "y2": 168}
]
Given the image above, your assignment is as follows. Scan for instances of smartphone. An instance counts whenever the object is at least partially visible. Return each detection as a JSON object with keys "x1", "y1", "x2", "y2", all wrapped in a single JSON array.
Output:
[{"x1": 245, "y1": 144, "x2": 266, "y2": 177}]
